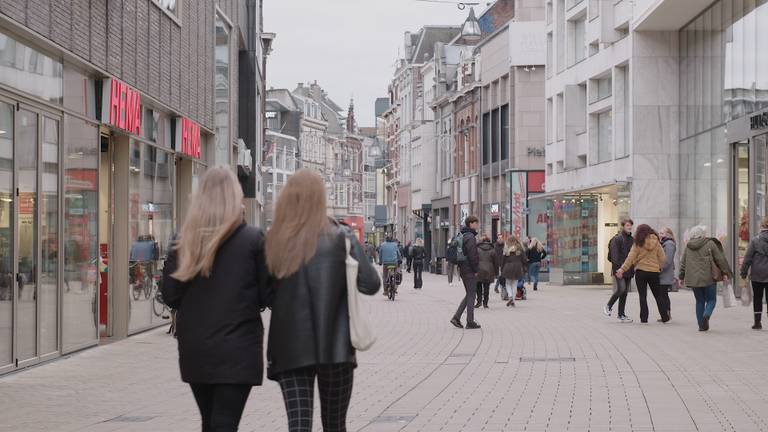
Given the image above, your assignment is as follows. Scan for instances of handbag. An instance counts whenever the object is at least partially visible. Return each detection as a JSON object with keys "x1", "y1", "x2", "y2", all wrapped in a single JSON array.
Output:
[
  {"x1": 722, "y1": 280, "x2": 737, "y2": 308},
  {"x1": 742, "y1": 277, "x2": 753, "y2": 307},
  {"x1": 345, "y1": 238, "x2": 376, "y2": 351}
]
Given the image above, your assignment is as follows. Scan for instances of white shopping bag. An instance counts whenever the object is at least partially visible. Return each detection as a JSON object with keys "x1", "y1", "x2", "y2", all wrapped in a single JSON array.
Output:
[
  {"x1": 741, "y1": 278, "x2": 753, "y2": 307},
  {"x1": 722, "y1": 281, "x2": 737, "y2": 308}
]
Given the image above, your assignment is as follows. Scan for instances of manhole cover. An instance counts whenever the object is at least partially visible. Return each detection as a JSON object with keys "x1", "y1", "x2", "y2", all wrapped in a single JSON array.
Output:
[
  {"x1": 105, "y1": 415, "x2": 156, "y2": 423},
  {"x1": 520, "y1": 357, "x2": 576, "y2": 362},
  {"x1": 372, "y1": 415, "x2": 417, "y2": 424}
]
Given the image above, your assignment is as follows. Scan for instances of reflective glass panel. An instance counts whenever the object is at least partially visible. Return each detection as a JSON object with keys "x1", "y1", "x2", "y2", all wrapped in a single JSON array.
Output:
[
  {"x1": 0, "y1": 103, "x2": 13, "y2": 367},
  {"x1": 17, "y1": 110, "x2": 38, "y2": 362},
  {"x1": 0, "y1": 31, "x2": 63, "y2": 104},
  {"x1": 40, "y1": 117, "x2": 58, "y2": 355}
]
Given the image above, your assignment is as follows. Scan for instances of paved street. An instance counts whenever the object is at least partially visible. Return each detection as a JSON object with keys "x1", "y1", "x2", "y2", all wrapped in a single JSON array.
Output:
[{"x1": 2, "y1": 271, "x2": 768, "y2": 432}]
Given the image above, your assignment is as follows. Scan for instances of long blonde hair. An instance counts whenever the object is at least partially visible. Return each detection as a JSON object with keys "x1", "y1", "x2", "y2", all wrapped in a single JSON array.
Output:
[
  {"x1": 266, "y1": 169, "x2": 330, "y2": 279},
  {"x1": 172, "y1": 167, "x2": 244, "y2": 281},
  {"x1": 504, "y1": 236, "x2": 523, "y2": 256},
  {"x1": 529, "y1": 237, "x2": 544, "y2": 252}
]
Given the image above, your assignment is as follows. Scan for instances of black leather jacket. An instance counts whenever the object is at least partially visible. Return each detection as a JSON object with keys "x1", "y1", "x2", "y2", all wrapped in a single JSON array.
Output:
[{"x1": 265, "y1": 221, "x2": 381, "y2": 380}]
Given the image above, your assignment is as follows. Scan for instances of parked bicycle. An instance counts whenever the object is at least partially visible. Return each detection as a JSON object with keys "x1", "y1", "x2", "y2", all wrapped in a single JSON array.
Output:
[{"x1": 129, "y1": 261, "x2": 154, "y2": 301}]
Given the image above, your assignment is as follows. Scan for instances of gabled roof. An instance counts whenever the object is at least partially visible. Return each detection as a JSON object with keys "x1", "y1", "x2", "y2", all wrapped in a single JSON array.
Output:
[{"x1": 410, "y1": 26, "x2": 461, "y2": 64}]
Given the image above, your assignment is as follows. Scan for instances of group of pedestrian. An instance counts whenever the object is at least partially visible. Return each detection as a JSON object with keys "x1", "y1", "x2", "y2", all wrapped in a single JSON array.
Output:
[
  {"x1": 605, "y1": 218, "x2": 739, "y2": 332},
  {"x1": 447, "y1": 215, "x2": 547, "y2": 329},
  {"x1": 161, "y1": 167, "x2": 380, "y2": 432}
]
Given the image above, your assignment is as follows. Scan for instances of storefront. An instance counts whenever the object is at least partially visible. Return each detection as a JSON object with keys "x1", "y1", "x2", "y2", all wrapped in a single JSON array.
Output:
[
  {"x1": 0, "y1": 29, "x2": 207, "y2": 374},
  {"x1": 530, "y1": 183, "x2": 630, "y2": 285}
]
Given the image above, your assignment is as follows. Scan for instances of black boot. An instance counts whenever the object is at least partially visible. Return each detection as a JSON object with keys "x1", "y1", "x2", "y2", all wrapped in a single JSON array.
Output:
[{"x1": 753, "y1": 314, "x2": 762, "y2": 330}]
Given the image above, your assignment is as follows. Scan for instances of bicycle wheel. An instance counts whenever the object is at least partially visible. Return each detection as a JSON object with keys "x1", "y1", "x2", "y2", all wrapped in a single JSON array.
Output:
[
  {"x1": 132, "y1": 285, "x2": 141, "y2": 301},
  {"x1": 152, "y1": 296, "x2": 164, "y2": 317},
  {"x1": 143, "y1": 274, "x2": 153, "y2": 300}
]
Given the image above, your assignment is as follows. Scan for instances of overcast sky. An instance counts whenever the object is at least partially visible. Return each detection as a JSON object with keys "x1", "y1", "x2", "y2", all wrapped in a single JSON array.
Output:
[{"x1": 264, "y1": 0, "x2": 480, "y2": 127}]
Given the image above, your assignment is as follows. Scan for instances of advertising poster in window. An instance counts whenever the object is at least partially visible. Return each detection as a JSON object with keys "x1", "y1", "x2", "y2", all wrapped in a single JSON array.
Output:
[
  {"x1": 547, "y1": 198, "x2": 598, "y2": 273},
  {"x1": 509, "y1": 172, "x2": 527, "y2": 241}
]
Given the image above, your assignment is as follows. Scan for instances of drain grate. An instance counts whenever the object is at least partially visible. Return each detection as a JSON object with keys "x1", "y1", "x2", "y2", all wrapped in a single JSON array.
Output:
[
  {"x1": 371, "y1": 415, "x2": 417, "y2": 424},
  {"x1": 105, "y1": 415, "x2": 156, "y2": 423},
  {"x1": 520, "y1": 357, "x2": 576, "y2": 363}
]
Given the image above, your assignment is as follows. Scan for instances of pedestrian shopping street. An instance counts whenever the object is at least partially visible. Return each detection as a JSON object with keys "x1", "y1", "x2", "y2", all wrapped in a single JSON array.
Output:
[{"x1": 2, "y1": 271, "x2": 768, "y2": 432}]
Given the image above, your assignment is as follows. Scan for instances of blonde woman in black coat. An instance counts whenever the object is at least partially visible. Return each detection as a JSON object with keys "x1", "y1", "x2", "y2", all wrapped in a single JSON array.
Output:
[
  {"x1": 161, "y1": 167, "x2": 268, "y2": 432},
  {"x1": 500, "y1": 236, "x2": 528, "y2": 307},
  {"x1": 265, "y1": 169, "x2": 381, "y2": 432}
]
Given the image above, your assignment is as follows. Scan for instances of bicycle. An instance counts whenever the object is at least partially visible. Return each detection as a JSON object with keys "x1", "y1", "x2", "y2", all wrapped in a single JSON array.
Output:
[
  {"x1": 383, "y1": 264, "x2": 401, "y2": 301},
  {"x1": 129, "y1": 261, "x2": 154, "y2": 301}
]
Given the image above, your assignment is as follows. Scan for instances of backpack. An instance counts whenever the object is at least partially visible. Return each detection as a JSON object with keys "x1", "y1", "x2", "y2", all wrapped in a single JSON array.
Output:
[
  {"x1": 449, "y1": 232, "x2": 467, "y2": 263},
  {"x1": 607, "y1": 234, "x2": 617, "y2": 264}
]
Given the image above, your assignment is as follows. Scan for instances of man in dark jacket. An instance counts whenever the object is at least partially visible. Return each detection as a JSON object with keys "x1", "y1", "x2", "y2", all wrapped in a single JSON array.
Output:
[
  {"x1": 451, "y1": 216, "x2": 481, "y2": 329},
  {"x1": 605, "y1": 218, "x2": 634, "y2": 322}
]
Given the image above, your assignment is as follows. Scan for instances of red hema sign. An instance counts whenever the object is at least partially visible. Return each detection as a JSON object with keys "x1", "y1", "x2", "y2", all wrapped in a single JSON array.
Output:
[
  {"x1": 101, "y1": 79, "x2": 141, "y2": 135},
  {"x1": 175, "y1": 117, "x2": 201, "y2": 159}
]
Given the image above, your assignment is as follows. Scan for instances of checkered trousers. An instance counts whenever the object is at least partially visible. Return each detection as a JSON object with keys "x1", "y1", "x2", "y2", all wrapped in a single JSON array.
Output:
[{"x1": 277, "y1": 363, "x2": 355, "y2": 432}]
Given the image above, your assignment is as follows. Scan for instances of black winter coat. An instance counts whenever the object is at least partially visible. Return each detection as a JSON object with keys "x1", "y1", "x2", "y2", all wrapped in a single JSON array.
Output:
[
  {"x1": 161, "y1": 224, "x2": 268, "y2": 385},
  {"x1": 527, "y1": 248, "x2": 547, "y2": 263},
  {"x1": 411, "y1": 245, "x2": 426, "y2": 266},
  {"x1": 609, "y1": 232, "x2": 634, "y2": 278},
  {"x1": 458, "y1": 227, "x2": 480, "y2": 278},
  {"x1": 265, "y1": 221, "x2": 381, "y2": 380},
  {"x1": 741, "y1": 231, "x2": 768, "y2": 282},
  {"x1": 476, "y1": 241, "x2": 496, "y2": 283}
]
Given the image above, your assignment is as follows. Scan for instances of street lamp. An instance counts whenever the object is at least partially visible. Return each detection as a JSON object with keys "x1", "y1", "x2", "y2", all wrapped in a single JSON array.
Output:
[{"x1": 461, "y1": 7, "x2": 482, "y2": 42}]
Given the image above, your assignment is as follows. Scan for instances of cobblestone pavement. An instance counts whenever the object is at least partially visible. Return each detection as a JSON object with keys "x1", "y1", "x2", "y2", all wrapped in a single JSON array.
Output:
[{"x1": 3, "y1": 271, "x2": 768, "y2": 432}]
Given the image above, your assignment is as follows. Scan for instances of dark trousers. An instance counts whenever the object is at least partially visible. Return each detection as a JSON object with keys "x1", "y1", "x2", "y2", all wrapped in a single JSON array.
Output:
[
  {"x1": 476, "y1": 281, "x2": 490, "y2": 306},
  {"x1": 635, "y1": 270, "x2": 669, "y2": 323},
  {"x1": 660, "y1": 284, "x2": 673, "y2": 313},
  {"x1": 277, "y1": 364, "x2": 354, "y2": 432},
  {"x1": 190, "y1": 383, "x2": 252, "y2": 432},
  {"x1": 413, "y1": 262, "x2": 424, "y2": 288},
  {"x1": 753, "y1": 281, "x2": 768, "y2": 317},
  {"x1": 406, "y1": 257, "x2": 413, "y2": 272},
  {"x1": 608, "y1": 276, "x2": 631, "y2": 318},
  {"x1": 454, "y1": 274, "x2": 477, "y2": 323}
]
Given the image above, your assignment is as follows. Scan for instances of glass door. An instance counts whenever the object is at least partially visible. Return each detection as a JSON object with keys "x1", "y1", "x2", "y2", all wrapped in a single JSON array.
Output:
[
  {"x1": 16, "y1": 108, "x2": 39, "y2": 365},
  {"x1": 0, "y1": 102, "x2": 13, "y2": 371}
]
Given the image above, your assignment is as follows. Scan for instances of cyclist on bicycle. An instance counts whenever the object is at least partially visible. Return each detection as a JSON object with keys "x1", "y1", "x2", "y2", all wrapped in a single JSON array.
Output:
[{"x1": 378, "y1": 236, "x2": 402, "y2": 297}]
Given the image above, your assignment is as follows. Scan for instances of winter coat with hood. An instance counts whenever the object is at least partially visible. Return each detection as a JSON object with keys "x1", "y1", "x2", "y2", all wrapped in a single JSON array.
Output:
[
  {"x1": 741, "y1": 230, "x2": 768, "y2": 282},
  {"x1": 680, "y1": 237, "x2": 732, "y2": 288},
  {"x1": 660, "y1": 238, "x2": 677, "y2": 286},
  {"x1": 500, "y1": 244, "x2": 528, "y2": 281},
  {"x1": 457, "y1": 226, "x2": 480, "y2": 279},
  {"x1": 476, "y1": 241, "x2": 497, "y2": 284},
  {"x1": 619, "y1": 234, "x2": 666, "y2": 274}
]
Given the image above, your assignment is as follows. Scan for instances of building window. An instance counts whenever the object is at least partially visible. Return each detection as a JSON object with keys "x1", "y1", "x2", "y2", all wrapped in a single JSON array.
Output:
[
  {"x1": 546, "y1": 32, "x2": 553, "y2": 78},
  {"x1": 214, "y1": 15, "x2": 231, "y2": 166},
  {"x1": 152, "y1": 0, "x2": 179, "y2": 17},
  {"x1": 589, "y1": 0, "x2": 599, "y2": 20},
  {"x1": 482, "y1": 112, "x2": 491, "y2": 165},
  {"x1": 597, "y1": 110, "x2": 612, "y2": 163},
  {"x1": 491, "y1": 108, "x2": 500, "y2": 163},
  {"x1": 591, "y1": 74, "x2": 612, "y2": 103},
  {"x1": 556, "y1": 93, "x2": 564, "y2": 141},
  {"x1": 546, "y1": 98, "x2": 553, "y2": 144},
  {"x1": 501, "y1": 104, "x2": 509, "y2": 160},
  {"x1": 0, "y1": 31, "x2": 63, "y2": 104},
  {"x1": 573, "y1": 16, "x2": 586, "y2": 64}
]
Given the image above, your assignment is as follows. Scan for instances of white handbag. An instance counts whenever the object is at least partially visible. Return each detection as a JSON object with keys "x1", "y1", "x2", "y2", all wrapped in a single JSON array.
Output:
[
  {"x1": 345, "y1": 238, "x2": 377, "y2": 351},
  {"x1": 742, "y1": 278, "x2": 753, "y2": 307}
]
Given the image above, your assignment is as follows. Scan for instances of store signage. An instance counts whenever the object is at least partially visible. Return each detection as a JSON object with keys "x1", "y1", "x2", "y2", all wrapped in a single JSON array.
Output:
[
  {"x1": 101, "y1": 78, "x2": 142, "y2": 135},
  {"x1": 751, "y1": 112, "x2": 768, "y2": 130},
  {"x1": 174, "y1": 117, "x2": 202, "y2": 159}
]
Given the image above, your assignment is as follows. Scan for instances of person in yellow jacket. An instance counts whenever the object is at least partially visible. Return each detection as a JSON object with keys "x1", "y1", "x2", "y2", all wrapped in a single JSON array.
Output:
[{"x1": 616, "y1": 224, "x2": 670, "y2": 323}]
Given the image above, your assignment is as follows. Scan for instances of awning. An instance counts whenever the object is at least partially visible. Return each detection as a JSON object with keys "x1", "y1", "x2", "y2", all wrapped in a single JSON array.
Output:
[{"x1": 528, "y1": 181, "x2": 629, "y2": 200}]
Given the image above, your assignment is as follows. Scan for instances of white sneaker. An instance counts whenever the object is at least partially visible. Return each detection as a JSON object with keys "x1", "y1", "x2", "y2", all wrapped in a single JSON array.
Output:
[
  {"x1": 603, "y1": 305, "x2": 612, "y2": 316},
  {"x1": 619, "y1": 316, "x2": 633, "y2": 323}
]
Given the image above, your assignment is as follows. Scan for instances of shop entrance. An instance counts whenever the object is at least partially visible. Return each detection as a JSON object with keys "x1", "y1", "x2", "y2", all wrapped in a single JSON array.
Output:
[
  {"x1": 98, "y1": 133, "x2": 113, "y2": 338},
  {"x1": 0, "y1": 100, "x2": 61, "y2": 372}
]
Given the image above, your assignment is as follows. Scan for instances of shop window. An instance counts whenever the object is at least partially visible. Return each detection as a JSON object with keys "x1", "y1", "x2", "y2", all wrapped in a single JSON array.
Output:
[
  {"x1": 62, "y1": 116, "x2": 99, "y2": 353},
  {"x1": 142, "y1": 108, "x2": 159, "y2": 143},
  {"x1": 128, "y1": 141, "x2": 174, "y2": 334},
  {"x1": 0, "y1": 31, "x2": 63, "y2": 105}
]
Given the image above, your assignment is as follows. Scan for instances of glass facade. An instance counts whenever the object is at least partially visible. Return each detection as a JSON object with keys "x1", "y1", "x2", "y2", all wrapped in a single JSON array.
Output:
[
  {"x1": 546, "y1": 198, "x2": 598, "y2": 273},
  {"x1": 128, "y1": 141, "x2": 174, "y2": 333},
  {"x1": 0, "y1": 103, "x2": 12, "y2": 367},
  {"x1": 62, "y1": 116, "x2": 99, "y2": 353}
]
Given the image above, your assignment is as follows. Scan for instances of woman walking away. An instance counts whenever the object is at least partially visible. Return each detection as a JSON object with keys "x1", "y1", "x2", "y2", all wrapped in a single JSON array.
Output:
[
  {"x1": 680, "y1": 225, "x2": 732, "y2": 332},
  {"x1": 412, "y1": 238, "x2": 426, "y2": 289},
  {"x1": 659, "y1": 228, "x2": 676, "y2": 321},
  {"x1": 265, "y1": 169, "x2": 381, "y2": 432},
  {"x1": 527, "y1": 238, "x2": 547, "y2": 291},
  {"x1": 500, "y1": 236, "x2": 527, "y2": 307},
  {"x1": 616, "y1": 225, "x2": 669, "y2": 324},
  {"x1": 740, "y1": 217, "x2": 768, "y2": 330},
  {"x1": 161, "y1": 167, "x2": 268, "y2": 432},
  {"x1": 476, "y1": 235, "x2": 496, "y2": 308}
]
